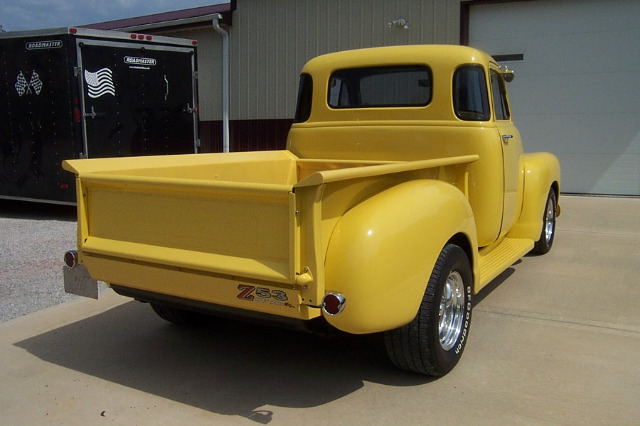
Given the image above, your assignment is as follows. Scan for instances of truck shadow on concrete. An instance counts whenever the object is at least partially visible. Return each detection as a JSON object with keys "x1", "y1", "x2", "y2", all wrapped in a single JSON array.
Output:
[
  {"x1": 15, "y1": 300, "x2": 431, "y2": 423},
  {"x1": 473, "y1": 264, "x2": 517, "y2": 306}
]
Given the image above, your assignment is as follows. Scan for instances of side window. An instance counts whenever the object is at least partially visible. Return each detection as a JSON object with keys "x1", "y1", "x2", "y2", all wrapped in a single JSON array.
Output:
[
  {"x1": 294, "y1": 73, "x2": 313, "y2": 123},
  {"x1": 490, "y1": 70, "x2": 511, "y2": 120},
  {"x1": 453, "y1": 65, "x2": 490, "y2": 121}
]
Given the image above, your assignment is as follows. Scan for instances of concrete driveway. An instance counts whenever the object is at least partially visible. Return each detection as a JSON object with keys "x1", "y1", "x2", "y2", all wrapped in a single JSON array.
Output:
[{"x1": 1, "y1": 195, "x2": 639, "y2": 425}]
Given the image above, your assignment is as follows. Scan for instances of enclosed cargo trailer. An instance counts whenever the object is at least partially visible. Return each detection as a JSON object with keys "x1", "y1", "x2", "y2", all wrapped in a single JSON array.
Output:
[{"x1": 0, "y1": 27, "x2": 199, "y2": 204}]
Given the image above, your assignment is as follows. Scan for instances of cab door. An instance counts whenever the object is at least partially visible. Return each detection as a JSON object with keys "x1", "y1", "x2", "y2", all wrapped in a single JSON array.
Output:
[{"x1": 490, "y1": 68, "x2": 523, "y2": 236}]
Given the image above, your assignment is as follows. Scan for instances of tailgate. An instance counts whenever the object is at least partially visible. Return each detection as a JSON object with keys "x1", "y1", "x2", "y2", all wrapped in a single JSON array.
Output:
[
  {"x1": 76, "y1": 173, "x2": 296, "y2": 283},
  {"x1": 79, "y1": 175, "x2": 295, "y2": 282},
  {"x1": 63, "y1": 152, "x2": 300, "y2": 286}
]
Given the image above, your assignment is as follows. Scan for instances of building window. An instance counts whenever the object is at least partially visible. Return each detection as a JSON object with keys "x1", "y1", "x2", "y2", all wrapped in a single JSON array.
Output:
[
  {"x1": 328, "y1": 66, "x2": 432, "y2": 108},
  {"x1": 453, "y1": 65, "x2": 490, "y2": 121}
]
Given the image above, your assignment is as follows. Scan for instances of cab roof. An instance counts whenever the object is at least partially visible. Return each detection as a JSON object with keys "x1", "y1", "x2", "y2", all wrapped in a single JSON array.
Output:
[{"x1": 301, "y1": 45, "x2": 496, "y2": 75}]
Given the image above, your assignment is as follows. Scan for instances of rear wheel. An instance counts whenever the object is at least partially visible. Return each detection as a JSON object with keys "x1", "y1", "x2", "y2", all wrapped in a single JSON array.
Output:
[
  {"x1": 531, "y1": 188, "x2": 557, "y2": 255},
  {"x1": 384, "y1": 244, "x2": 472, "y2": 376},
  {"x1": 150, "y1": 303, "x2": 205, "y2": 326}
]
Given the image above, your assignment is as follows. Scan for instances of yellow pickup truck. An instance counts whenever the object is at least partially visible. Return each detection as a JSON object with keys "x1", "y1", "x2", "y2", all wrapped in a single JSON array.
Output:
[{"x1": 63, "y1": 45, "x2": 560, "y2": 376}]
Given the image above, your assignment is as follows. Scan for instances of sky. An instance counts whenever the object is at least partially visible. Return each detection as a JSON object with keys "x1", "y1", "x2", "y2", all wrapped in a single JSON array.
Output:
[{"x1": 0, "y1": 0, "x2": 227, "y2": 32}]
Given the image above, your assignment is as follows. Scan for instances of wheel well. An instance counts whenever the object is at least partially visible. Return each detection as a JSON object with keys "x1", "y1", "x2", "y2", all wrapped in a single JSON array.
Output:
[
  {"x1": 447, "y1": 233, "x2": 473, "y2": 268},
  {"x1": 551, "y1": 181, "x2": 560, "y2": 198}
]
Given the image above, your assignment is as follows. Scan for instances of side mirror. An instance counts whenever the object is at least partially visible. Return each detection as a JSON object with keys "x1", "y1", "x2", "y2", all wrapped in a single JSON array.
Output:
[{"x1": 501, "y1": 66, "x2": 515, "y2": 83}]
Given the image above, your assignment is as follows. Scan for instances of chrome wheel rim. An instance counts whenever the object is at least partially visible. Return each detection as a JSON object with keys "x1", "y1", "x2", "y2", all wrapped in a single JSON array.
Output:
[
  {"x1": 439, "y1": 271, "x2": 465, "y2": 351},
  {"x1": 544, "y1": 196, "x2": 555, "y2": 244}
]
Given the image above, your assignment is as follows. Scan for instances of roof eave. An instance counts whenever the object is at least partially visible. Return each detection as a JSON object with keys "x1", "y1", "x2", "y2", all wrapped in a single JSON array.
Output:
[{"x1": 81, "y1": 3, "x2": 235, "y2": 32}]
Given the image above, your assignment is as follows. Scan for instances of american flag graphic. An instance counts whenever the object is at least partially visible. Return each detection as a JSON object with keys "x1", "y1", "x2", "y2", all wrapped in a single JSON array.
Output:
[{"x1": 84, "y1": 68, "x2": 116, "y2": 98}]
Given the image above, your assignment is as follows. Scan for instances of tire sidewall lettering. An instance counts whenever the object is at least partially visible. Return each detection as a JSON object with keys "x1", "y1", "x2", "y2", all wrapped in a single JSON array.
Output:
[{"x1": 454, "y1": 283, "x2": 472, "y2": 355}]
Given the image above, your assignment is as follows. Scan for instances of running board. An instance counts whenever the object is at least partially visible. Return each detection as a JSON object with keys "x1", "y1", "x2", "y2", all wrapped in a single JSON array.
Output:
[{"x1": 478, "y1": 238, "x2": 534, "y2": 290}]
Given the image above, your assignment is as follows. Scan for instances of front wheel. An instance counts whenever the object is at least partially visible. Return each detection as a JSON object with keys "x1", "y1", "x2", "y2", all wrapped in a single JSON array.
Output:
[
  {"x1": 384, "y1": 244, "x2": 473, "y2": 376},
  {"x1": 531, "y1": 188, "x2": 557, "y2": 255}
]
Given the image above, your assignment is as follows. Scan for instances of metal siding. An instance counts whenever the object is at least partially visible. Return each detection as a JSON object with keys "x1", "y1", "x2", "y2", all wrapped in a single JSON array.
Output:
[
  {"x1": 232, "y1": 0, "x2": 461, "y2": 121},
  {"x1": 157, "y1": 1, "x2": 461, "y2": 152}
]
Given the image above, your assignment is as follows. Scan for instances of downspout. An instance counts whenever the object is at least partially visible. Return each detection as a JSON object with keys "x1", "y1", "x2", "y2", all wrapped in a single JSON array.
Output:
[{"x1": 212, "y1": 13, "x2": 230, "y2": 153}]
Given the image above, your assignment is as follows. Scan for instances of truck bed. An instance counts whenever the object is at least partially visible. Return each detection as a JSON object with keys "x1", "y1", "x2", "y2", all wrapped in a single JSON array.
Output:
[{"x1": 63, "y1": 150, "x2": 478, "y2": 318}]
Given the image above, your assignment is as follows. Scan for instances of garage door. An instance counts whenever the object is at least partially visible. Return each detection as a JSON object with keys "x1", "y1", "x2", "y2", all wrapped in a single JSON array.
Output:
[{"x1": 468, "y1": 0, "x2": 640, "y2": 195}]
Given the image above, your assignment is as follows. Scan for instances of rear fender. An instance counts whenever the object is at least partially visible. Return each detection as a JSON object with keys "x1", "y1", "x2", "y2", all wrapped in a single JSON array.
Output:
[
  {"x1": 509, "y1": 152, "x2": 561, "y2": 240},
  {"x1": 323, "y1": 180, "x2": 476, "y2": 334}
]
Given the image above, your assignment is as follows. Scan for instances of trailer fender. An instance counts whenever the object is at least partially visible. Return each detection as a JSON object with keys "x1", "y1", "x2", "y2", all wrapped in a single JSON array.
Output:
[
  {"x1": 509, "y1": 152, "x2": 561, "y2": 241},
  {"x1": 323, "y1": 180, "x2": 477, "y2": 334}
]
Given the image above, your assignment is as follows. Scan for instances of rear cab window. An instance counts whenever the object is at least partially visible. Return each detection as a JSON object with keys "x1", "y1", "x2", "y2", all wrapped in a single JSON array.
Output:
[{"x1": 328, "y1": 66, "x2": 432, "y2": 108}]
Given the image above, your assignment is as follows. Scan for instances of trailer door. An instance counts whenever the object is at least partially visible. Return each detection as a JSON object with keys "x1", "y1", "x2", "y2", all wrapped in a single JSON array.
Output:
[{"x1": 77, "y1": 39, "x2": 197, "y2": 158}]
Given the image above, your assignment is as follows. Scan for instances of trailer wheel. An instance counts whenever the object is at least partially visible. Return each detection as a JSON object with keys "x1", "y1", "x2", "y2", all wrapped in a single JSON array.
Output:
[
  {"x1": 150, "y1": 303, "x2": 204, "y2": 326},
  {"x1": 531, "y1": 188, "x2": 557, "y2": 255},
  {"x1": 384, "y1": 244, "x2": 472, "y2": 376}
]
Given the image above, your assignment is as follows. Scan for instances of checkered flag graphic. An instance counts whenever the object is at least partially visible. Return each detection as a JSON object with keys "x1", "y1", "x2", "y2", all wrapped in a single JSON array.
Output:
[
  {"x1": 15, "y1": 71, "x2": 28, "y2": 96},
  {"x1": 30, "y1": 71, "x2": 43, "y2": 95}
]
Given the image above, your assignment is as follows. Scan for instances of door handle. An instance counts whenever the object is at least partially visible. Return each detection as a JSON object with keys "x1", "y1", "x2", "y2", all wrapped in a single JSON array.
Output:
[
  {"x1": 164, "y1": 74, "x2": 169, "y2": 101},
  {"x1": 84, "y1": 106, "x2": 105, "y2": 119},
  {"x1": 502, "y1": 134, "x2": 513, "y2": 144},
  {"x1": 182, "y1": 103, "x2": 195, "y2": 114}
]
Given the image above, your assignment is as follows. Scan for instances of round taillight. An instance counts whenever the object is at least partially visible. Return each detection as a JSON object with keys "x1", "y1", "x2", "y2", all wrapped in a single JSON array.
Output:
[
  {"x1": 322, "y1": 293, "x2": 346, "y2": 316},
  {"x1": 64, "y1": 250, "x2": 78, "y2": 268}
]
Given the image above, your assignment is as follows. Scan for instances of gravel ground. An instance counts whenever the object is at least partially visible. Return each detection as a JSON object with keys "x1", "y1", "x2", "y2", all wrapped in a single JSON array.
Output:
[{"x1": 0, "y1": 200, "x2": 80, "y2": 323}]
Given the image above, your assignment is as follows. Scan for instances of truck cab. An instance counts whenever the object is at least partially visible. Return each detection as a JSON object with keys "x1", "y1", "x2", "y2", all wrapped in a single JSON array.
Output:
[{"x1": 289, "y1": 45, "x2": 558, "y2": 250}]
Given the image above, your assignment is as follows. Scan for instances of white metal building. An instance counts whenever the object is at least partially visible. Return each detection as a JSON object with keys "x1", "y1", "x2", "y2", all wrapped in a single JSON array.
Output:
[
  {"x1": 87, "y1": 0, "x2": 640, "y2": 195},
  {"x1": 467, "y1": 0, "x2": 640, "y2": 195}
]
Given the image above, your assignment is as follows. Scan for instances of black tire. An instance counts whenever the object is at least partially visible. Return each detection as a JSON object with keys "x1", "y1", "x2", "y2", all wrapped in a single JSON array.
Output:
[
  {"x1": 531, "y1": 188, "x2": 557, "y2": 255},
  {"x1": 384, "y1": 244, "x2": 473, "y2": 376},
  {"x1": 150, "y1": 303, "x2": 205, "y2": 326}
]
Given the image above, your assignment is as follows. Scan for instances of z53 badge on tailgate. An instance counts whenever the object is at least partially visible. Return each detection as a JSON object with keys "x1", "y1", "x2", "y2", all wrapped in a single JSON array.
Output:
[{"x1": 237, "y1": 284, "x2": 294, "y2": 308}]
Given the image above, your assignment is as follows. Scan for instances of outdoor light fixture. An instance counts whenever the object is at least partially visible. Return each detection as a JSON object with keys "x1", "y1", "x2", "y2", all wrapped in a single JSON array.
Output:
[{"x1": 387, "y1": 18, "x2": 409, "y2": 30}]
